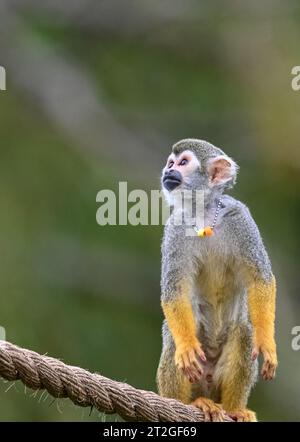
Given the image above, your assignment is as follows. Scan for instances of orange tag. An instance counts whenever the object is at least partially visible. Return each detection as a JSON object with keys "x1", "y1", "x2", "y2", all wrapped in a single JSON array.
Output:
[{"x1": 197, "y1": 226, "x2": 214, "y2": 237}]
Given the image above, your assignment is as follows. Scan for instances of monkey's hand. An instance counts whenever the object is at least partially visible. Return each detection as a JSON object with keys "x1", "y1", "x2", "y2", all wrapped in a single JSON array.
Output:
[
  {"x1": 252, "y1": 343, "x2": 277, "y2": 381},
  {"x1": 175, "y1": 339, "x2": 206, "y2": 383}
]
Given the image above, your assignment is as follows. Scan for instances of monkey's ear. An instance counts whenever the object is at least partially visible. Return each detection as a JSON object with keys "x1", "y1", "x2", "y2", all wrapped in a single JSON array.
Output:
[{"x1": 207, "y1": 155, "x2": 238, "y2": 188}]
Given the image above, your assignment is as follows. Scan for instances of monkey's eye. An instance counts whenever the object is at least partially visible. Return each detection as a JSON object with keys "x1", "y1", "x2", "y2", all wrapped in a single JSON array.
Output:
[
  {"x1": 168, "y1": 160, "x2": 174, "y2": 169},
  {"x1": 179, "y1": 158, "x2": 188, "y2": 166}
]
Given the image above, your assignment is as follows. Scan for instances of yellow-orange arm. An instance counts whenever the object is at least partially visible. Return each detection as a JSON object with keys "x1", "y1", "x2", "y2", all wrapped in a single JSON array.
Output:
[
  {"x1": 162, "y1": 285, "x2": 198, "y2": 354},
  {"x1": 161, "y1": 282, "x2": 206, "y2": 382},
  {"x1": 248, "y1": 274, "x2": 277, "y2": 379}
]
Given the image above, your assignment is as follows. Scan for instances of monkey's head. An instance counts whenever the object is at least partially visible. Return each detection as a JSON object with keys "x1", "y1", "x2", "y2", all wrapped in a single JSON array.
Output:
[{"x1": 162, "y1": 138, "x2": 238, "y2": 203}]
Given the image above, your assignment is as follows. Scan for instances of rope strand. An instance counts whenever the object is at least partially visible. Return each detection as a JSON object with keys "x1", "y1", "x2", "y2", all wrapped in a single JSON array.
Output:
[{"x1": 0, "y1": 340, "x2": 233, "y2": 422}]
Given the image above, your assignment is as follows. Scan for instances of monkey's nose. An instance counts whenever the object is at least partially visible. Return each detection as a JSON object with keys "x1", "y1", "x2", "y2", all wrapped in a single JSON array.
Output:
[{"x1": 163, "y1": 169, "x2": 183, "y2": 191}]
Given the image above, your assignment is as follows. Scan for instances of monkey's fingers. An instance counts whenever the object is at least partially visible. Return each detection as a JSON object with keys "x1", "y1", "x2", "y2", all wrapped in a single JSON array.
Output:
[
  {"x1": 261, "y1": 360, "x2": 277, "y2": 380},
  {"x1": 181, "y1": 353, "x2": 203, "y2": 383},
  {"x1": 175, "y1": 343, "x2": 205, "y2": 383},
  {"x1": 187, "y1": 366, "x2": 202, "y2": 383},
  {"x1": 188, "y1": 349, "x2": 204, "y2": 374},
  {"x1": 178, "y1": 363, "x2": 201, "y2": 384},
  {"x1": 194, "y1": 343, "x2": 207, "y2": 362},
  {"x1": 228, "y1": 409, "x2": 257, "y2": 422},
  {"x1": 185, "y1": 370, "x2": 202, "y2": 384},
  {"x1": 261, "y1": 349, "x2": 277, "y2": 380},
  {"x1": 192, "y1": 398, "x2": 225, "y2": 422},
  {"x1": 176, "y1": 351, "x2": 203, "y2": 383},
  {"x1": 176, "y1": 352, "x2": 190, "y2": 372},
  {"x1": 211, "y1": 408, "x2": 226, "y2": 423},
  {"x1": 184, "y1": 367, "x2": 200, "y2": 384},
  {"x1": 176, "y1": 352, "x2": 196, "y2": 378}
]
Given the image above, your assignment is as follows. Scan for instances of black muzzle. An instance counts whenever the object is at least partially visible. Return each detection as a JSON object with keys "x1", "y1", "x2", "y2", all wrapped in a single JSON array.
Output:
[{"x1": 163, "y1": 170, "x2": 183, "y2": 191}]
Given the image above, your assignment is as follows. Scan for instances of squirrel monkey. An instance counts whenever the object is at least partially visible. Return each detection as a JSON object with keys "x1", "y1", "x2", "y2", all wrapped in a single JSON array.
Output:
[{"x1": 157, "y1": 139, "x2": 277, "y2": 422}]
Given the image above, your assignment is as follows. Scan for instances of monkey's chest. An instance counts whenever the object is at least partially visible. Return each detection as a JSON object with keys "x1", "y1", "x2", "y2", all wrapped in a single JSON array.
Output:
[
  {"x1": 196, "y1": 254, "x2": 237, "y2": 303},
  {"x1": 193, "y1": 250, "x2": 244, "y2": 342}
]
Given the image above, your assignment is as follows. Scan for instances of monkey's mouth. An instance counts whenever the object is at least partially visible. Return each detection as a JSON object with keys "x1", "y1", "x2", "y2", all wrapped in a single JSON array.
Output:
[{"x1": 163, "y1": 174, "x2": 182, "y2": 192}]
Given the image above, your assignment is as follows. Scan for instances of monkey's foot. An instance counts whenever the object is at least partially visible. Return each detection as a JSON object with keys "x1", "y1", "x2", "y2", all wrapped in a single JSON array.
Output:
[
  {"x1": 227, "y1": 408, "x2": 257, "y2": 422},
  {"x1": 191, "y1": 397, "x2": 226, "y2": 422},
  {"x1": 175, "y1": 342, "x2": 206, "y2": 384}
]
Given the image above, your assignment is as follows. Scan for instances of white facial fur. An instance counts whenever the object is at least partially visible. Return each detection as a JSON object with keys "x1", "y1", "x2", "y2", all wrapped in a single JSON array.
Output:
[
  {"x1": 162, "y1": 150, "x2": 200, "y2": 206},
  {"x1": 163, "y1": 150, "x2": 200, "y2": 179}
]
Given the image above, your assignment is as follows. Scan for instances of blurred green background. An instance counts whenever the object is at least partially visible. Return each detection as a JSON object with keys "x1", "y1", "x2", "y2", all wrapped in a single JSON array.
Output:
[{"x1": 0, "y1": 0, "x2": 300, "y2": 422}]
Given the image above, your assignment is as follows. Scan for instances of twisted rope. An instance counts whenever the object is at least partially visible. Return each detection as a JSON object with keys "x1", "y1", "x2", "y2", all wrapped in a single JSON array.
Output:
[{"x1": 0, "y1": 341, "x2": 232, "y2": 422}]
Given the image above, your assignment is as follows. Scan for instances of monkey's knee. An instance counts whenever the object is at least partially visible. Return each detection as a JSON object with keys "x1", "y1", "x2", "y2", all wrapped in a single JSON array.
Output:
[
  {"x1": 157, "y1": 353, "x2": 191, "y2": 404},
  {"x1": 219, "y1": 325, "x2": 258, "y2": 411}
]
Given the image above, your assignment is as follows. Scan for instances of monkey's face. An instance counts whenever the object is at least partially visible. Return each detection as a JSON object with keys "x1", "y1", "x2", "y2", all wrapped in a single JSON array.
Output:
[
  {"x1": 162, "y1": 143, "x2": 238, "y2": 204},
  {"x1": 162, "y1": 150, "x2": 202, "y2": 193}
]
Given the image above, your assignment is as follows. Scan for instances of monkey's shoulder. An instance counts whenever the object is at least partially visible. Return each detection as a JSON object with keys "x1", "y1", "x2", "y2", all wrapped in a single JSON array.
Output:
[
  {"x1": 220, "y1": 196, "x2": 257, "y2": 231},
  {"x1": 221, "y1": 195, "x2": 250, "y2": 219},
  {"x1": 217, "y1": 195, "x2": 265, "y2": 247},
  {"x1": 219, "y1": 195, "x2": 272, "y2": 271}
]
